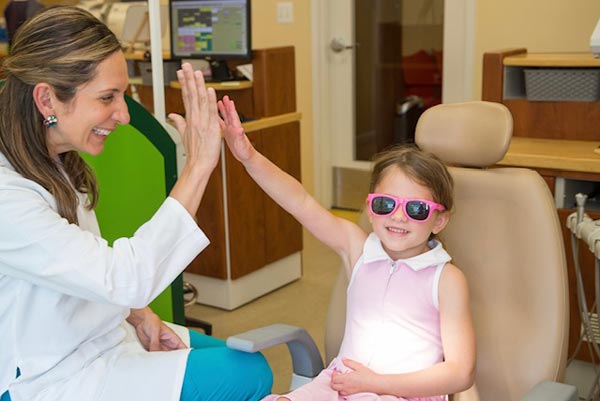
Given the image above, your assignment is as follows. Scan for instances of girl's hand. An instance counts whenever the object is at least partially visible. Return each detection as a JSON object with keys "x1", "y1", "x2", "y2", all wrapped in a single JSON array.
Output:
[
  {"x1": 169, "y1": 63, "x2": 221, "y2": 173},
  {"x1": 330, "y1": 358, "x2": 378, "y2": 396},
  {"x1": 218, "y1": 95, "x2": 255, "y2": 162},
  {"x1": 127, "y1": 307, "x2": 186, "y2": 352}
]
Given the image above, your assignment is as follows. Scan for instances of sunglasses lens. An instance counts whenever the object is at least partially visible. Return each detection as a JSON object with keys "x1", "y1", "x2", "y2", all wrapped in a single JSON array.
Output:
[
  {"x1": 406, "y1": 200, "x2": 430, "y2": 221},
  {"x1": 371, "y1": 196, "x2": 396, "y2": 215}
]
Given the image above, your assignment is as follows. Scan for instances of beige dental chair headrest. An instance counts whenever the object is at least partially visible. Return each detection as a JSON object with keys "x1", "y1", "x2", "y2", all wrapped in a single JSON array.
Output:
[{"x1": 415, "y1": 101, "x2": 513, "y2": 167}]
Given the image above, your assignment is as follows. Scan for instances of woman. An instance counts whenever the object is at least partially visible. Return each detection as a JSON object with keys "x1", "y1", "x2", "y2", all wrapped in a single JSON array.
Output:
[{"x1": 0, "y1": 6, "x2": 272, "y2": 401}]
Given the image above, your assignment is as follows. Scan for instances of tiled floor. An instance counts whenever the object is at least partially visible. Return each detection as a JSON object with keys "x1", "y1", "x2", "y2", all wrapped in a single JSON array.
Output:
[{"x1": 566, "y1": 358, "x2": 600, "y2": 400}]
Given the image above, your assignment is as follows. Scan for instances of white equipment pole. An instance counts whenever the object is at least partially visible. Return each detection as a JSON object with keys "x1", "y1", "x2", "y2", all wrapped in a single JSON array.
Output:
[{"x1": 147, "y1": 0, "x2": 166, "y2": 125}]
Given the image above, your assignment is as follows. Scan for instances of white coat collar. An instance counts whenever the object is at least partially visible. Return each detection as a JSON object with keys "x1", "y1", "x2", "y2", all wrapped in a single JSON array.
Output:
[
  {"x1": 0, "y1": 151, "x2": 13, "y2": 171},
  {"x1": 362, "y1": 232, "x2": 451, "y2": 271}
]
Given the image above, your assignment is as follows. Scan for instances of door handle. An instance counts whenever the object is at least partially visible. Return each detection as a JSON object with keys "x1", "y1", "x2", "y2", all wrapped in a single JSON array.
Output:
[{"x1": 330, "y1": 38, "x2": 355, "y2": 53}]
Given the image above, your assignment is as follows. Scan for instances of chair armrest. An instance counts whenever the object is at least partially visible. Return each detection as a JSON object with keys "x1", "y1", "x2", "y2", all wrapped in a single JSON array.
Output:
[
  {"x1": 226, "y1": 324, "x2": 325, "y2": 378},
  {"x1": 521, "y1": 381, "x2": 578, "y2": 401}
]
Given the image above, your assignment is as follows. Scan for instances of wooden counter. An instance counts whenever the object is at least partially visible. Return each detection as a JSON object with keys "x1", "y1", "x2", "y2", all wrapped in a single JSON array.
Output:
[
  {"x1": 503, "y1": 52, "x2": 600, "y2": 67},
  {"x1": 124, "y1": 50, "x2": 171, "y2": 60},
  {"x1": 242, "y1": 111, "x2": 300, "y2": 133},
  {"x1": 185, "y1": 110, "x2": 303, "y2": 310},
  {"x1": 498, "y1": 138, "x2": 600, "y2": 174},
  {"x1": 170, "y1": 80, "x2": 253, "y2": 91},
  {"x1": 483, "y1": 49, "x2": 600, "y2": 141}
]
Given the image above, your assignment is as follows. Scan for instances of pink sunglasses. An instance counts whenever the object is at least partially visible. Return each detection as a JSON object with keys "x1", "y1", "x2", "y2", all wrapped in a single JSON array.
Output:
[{"x1": 367, "y1": 193, "x2": 445, "y2": 222}]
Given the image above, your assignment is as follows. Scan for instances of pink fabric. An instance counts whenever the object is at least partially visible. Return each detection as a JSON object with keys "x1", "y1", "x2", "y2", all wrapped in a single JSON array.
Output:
[
  {"x1": 335, "y1": 235, "x2": 449, "y2": 375},
  {"x1": 264, "y1": 234, "x2": 451, "y2": 401},
  {"x1": 261, "y1": 368, "x2": 445, "y2": 401}
]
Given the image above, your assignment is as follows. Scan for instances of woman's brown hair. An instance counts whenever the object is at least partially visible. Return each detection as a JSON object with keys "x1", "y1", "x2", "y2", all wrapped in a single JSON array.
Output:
[{"x1": 0, "y1": 6, "x2": 122, "y2": 224}]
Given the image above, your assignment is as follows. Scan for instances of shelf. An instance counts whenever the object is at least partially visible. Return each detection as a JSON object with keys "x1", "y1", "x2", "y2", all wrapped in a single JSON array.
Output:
[
  {"x1": 124, "y1": 50, "x2": 171, "y2": 60},
  {"x1": 169, "y1": 80, "x2": 253, "y2": 91},
  {"x1": 504, "y1": 52, "x2": 600, "y2": 67},
  {"x1": 242, "y1": 112, "x2": 301, "y2": 133},
  {"x1": 497, "y1": 137, "x2": 600, "y2": 174},
  {"x1": 483, "y1": 49, "x2": 600, "y2": 141}
]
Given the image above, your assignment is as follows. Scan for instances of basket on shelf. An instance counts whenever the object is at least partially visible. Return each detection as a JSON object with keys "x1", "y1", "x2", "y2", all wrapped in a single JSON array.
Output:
[{"x1": 524, "y1": 68, "x2": 600, "y2": 102}]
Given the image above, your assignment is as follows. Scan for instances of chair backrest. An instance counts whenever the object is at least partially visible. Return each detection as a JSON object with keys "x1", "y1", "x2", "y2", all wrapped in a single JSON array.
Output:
[{"x1": 324, "y1": 101, "x2": 569, "y2": 401}]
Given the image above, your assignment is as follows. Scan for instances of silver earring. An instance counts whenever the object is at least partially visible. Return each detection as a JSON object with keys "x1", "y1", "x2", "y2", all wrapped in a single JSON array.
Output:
[{"x1": 43, "y1": 115, "x2": 57, "y2": 128}]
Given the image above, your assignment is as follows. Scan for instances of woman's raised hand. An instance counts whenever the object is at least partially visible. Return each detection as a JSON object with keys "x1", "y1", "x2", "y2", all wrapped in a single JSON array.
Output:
[
  {"x1": 218, "y1": 95, "x2": 255, "y2": 163},
  {"x1": 167, "y1": 63, "x2": 222, "y2": 216},
  {"x1": 169, "y1": 63, "x2": 221, "y2": 173}
]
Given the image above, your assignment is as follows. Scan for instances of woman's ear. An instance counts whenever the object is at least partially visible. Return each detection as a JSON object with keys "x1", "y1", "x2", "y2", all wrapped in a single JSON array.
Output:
[
  {"x1": 432, "y1": 210, "x2": 450, "y2": 235},
  {"x1": 32, "y1": 83, "x2": 55, "y2": 118}
]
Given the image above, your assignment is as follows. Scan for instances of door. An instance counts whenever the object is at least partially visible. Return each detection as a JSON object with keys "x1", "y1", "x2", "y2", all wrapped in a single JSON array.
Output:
[{"x1": 312, "y1": 0, "x2": 474, "y2": 209}]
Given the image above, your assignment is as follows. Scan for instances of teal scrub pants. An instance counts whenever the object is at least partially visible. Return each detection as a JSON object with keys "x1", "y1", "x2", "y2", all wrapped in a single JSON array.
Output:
[
  {"x1": 0, "y1": 330, "x2": 272, "y2": 401},
  {"x1": 181, "y1": 329, "x2": 273, "y2": 401}
]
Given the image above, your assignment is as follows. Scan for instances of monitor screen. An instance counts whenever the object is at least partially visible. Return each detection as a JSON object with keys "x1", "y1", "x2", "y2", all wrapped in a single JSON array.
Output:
[{"x1": 169, "y1": 0, "x2": 251, "y2": 60}]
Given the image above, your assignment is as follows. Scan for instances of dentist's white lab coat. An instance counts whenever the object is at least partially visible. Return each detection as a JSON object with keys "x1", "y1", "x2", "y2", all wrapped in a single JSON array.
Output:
[{"x1": 0, "y1": 152, "x2": 209, "y2": 401}]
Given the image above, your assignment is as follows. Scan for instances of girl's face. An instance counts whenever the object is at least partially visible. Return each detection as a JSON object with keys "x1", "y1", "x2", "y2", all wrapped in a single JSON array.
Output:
[
  {"x1": 46, "y1": 51, "x2": 130, "y2": 158},
  {"x1": 368, "y1": 166, "x2": 449, "y2": 260}
]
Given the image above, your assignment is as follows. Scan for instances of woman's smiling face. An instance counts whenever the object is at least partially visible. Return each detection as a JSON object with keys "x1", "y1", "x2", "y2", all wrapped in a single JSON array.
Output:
[{"x1": 45, "y1": 51, "x2": 131, "y2": 158}]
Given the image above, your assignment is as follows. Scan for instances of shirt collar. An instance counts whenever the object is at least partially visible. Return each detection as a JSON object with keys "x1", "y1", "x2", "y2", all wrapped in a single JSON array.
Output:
[
  {"x1": 0, "y1": 151, "x2": 12, "y2": 170},
  {"x1": 362, "y1": 232, "x2": 451, "y2": 271}
]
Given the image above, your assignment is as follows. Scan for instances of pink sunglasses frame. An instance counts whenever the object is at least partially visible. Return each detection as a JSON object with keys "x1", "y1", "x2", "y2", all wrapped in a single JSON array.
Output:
[{"x1": 366, "y1": 193, "x2": 446, "y2": 222}]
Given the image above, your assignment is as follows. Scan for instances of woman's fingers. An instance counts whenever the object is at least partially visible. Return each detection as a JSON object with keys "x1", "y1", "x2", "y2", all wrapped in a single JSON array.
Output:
[
  {"x1": 206, "y1": 87, "x2": 219, "y2": 132},
  {"x1": 173, "y1": 64, "x2": 222, "y2": 170},
  {"x1": 168, "y1": 113, "x2": 186, "y2": 135}
]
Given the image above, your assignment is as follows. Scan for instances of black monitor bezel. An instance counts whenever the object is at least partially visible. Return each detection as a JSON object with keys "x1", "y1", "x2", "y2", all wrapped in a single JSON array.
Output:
[{"x1": 169, "y1": 0, "x2": 252, "y2": 61}]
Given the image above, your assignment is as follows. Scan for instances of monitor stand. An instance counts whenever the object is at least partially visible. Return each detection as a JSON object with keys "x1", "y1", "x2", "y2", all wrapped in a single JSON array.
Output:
[{"x1": 209, "y1": 60, "x2": 233, "y2": 82}]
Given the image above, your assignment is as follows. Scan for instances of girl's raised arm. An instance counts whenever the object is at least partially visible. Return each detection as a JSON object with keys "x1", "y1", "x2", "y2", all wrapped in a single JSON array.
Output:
[{"x1": 218, "y1": 96, "x2": 366, "y2": 271}]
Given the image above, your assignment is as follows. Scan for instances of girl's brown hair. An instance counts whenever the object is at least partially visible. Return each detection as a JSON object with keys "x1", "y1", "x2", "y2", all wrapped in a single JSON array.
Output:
[
  {"x1": 0, "y1": 6, "x2": 122, "y2": 224},
  {"x1": 370, "y1": 145, "x2": 454, "y2": 212}
]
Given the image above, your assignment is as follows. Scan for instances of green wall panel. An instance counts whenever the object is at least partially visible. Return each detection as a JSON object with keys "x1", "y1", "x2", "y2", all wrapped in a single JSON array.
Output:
[
  {"x1": 82, "y1": 96, "x2": 183, "y2": 324},
  {"x1": 82, "y1": 125, "x2": 175, "y2": 322}
]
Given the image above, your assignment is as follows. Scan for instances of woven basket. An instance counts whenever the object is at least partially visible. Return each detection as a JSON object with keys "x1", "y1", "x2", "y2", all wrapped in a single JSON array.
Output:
[{"x1": 524, "y1": 68, "x2": 600, "y2": 102}]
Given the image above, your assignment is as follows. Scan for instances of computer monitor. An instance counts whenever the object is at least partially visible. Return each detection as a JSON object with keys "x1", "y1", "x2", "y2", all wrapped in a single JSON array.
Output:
[{"x1": 169, "y1": 0, "x2": 251, "y2": 60}]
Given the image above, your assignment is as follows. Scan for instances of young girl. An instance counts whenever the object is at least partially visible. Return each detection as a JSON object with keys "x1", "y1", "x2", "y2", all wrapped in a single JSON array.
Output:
[{"x1": 218, "y1": 96, "x2": 475, "y2": 401}]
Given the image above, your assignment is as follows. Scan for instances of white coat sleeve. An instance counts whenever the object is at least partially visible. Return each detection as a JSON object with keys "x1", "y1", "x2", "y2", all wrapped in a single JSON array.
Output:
[{"x1": 0, "y1": 177, "x2": 209, "y2": 308}]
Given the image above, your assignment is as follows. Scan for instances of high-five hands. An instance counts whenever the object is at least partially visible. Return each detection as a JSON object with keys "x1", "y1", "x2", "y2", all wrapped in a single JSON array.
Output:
[
  {"x1": 169, "y1": 63, "x2": 221, "y2": 173},
  {"x1": 166, "y1": 63, "x2": 223, "y2": 216},
  {"x1": 218, "y1": 95, "x2": 255, "y2": 163}
]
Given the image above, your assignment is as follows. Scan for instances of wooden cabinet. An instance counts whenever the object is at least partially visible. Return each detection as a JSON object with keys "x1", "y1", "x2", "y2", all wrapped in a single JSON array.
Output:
[
  {"x1": 127, "y1": 47, "x2": 302, "y2": 309},
  {"x1": 181, "y1": 115, "x2": 303, "y2": 310},
  {"x1": 483, "y1": 49, "x2": 600, "y2": 140},
  {"x1": 484, "y1": 48, "x2": 600, "y2": 362},
  {"x1": 187, "y1": 120, "x2": 302, "y2": 281},
  {"x1": 148, "y1": 47, "x2": 302, "y2": 310}
]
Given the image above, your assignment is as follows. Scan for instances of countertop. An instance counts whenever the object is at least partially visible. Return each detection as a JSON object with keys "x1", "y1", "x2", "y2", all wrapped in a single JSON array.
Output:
[
  {"x1": 241, "y1": 112, "x2": 301, "y2": 133},
  {"x1": 503, "y1": 52, "x2": 600, "y2": 67},
  {"x1": 497, "y1": 137, "x2": 600, "y2": 173}
]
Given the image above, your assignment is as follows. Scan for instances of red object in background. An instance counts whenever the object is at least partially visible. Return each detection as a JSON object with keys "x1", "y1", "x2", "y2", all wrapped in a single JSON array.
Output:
[{"x1": 401, "y1": 49, "x2": 442, "y2": 108}]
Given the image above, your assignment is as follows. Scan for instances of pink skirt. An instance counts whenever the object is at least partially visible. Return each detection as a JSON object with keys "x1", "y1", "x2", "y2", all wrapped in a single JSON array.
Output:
[{"x1": 261, "y1": 368, "x2": 447, "y2": 401}]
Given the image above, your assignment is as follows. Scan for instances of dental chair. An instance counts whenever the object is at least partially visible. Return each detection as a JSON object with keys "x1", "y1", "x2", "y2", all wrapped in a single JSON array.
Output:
[{"x1": 227, "y1": 101, "x2": 577, "y2": 401}]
